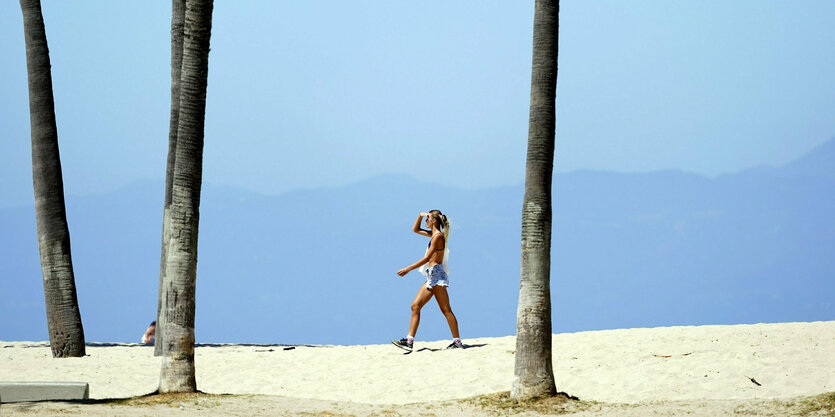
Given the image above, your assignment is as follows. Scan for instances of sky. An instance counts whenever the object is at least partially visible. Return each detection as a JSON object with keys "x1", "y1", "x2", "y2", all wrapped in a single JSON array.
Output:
[{"x1": 1, "y1": 0, "x2": 834, "y2": 209}]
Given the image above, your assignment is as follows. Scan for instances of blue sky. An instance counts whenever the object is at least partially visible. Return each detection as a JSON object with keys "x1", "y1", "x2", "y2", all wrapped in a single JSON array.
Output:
[{"x1": 2, "y1": 1, "x2": 834, "y2": 209}]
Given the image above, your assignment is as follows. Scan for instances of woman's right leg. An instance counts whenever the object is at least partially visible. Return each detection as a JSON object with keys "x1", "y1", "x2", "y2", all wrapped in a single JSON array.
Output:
[
  {"x1": 432, "y1": 285, "x2": 460, "y2": 339},
  {"x1": 409, "y1": 284, "x2": 435, "y2": 337}
]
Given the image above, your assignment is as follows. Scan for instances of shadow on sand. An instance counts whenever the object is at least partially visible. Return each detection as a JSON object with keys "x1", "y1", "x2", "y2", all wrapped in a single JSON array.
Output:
[
  {"x1": 8, "y1": 391, "x2": 234, "y2": 407},
  {"x1": 405, "y1": 343, "x2": 488, "y2": 354}
]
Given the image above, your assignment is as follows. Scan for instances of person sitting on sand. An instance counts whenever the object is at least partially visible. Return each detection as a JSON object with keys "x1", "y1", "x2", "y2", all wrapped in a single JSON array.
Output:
[
  {"x1": 392, "y1": 210, "x2": 463, "y2": 352},
  {"x1": 141, "y1": 321, "x2": 156, "y2": 345}
]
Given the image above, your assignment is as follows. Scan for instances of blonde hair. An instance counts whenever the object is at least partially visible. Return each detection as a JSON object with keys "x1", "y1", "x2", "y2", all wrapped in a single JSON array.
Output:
[{"x1": 429, "y1": 209, "x2": 450, "y2": 243}]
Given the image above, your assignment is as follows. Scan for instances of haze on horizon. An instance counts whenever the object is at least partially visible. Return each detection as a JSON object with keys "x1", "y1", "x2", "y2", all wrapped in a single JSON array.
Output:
[{"x1": 1, "y1": 1, "x2": 834, "y2": 209}]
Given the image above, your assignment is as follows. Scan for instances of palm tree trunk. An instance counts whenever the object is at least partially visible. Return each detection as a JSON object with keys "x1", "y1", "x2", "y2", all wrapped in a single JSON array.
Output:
[
  {"x1": 19, "y1": 0, "x2": 86, "y2": 358},
  {"x1": 158, "y1": 0, "x2": 213, "y2": 393},
  {"x1": 512, "y1": 0, "x2": 559, "y2": 399},
  {"x1": 155, "y1": 0, "x2": 187, "y2": 358}
]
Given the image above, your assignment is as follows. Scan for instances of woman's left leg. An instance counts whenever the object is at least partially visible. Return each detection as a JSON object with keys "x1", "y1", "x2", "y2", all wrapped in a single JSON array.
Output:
[
  {"x1": 432, "y1": 286, "x2": 460, "y2": 339},
  {"x1": 409, "y1": 284, "x2": 435, "y2": 338}
]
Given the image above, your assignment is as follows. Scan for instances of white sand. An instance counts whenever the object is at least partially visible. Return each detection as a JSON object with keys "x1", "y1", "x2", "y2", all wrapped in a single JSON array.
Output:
[{"x1": 1, "y1": 321, "x2": 833, "y2": 408}]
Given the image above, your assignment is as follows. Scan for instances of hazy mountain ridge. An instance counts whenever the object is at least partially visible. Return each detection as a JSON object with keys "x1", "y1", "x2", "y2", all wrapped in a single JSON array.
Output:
[{"x1": 2, "y1": 139, "x2": 833, "y2": 344}]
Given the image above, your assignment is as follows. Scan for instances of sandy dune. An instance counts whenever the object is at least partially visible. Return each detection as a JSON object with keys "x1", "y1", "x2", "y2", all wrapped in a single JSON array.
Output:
[{"x1": 1, "y1": 321, "x2": 833, "y2": 415}]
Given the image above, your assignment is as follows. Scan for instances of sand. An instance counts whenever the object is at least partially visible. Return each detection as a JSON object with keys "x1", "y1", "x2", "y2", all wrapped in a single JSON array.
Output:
[{"x1": 1, "y1": 321, "x2": 833, "y2": 416}]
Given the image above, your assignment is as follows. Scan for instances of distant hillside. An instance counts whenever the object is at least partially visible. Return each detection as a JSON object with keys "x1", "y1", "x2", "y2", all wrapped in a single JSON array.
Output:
[
  {"x1": 781, "y1": 136, "x2": 835, "y2": 179},
  {"x1": 2, "y1": 139, "x2": 833, "y2": 344}
]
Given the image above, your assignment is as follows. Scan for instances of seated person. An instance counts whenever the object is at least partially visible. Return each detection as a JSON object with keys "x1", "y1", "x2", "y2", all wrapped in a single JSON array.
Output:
[{"x1": 142, "y1": 321, "x2": 156, "y2": 345}]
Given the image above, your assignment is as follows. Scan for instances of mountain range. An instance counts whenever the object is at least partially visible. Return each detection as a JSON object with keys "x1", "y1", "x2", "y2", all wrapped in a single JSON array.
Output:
[{"x1": 1, "y1": 139, "x2": 833, "y2": 345}]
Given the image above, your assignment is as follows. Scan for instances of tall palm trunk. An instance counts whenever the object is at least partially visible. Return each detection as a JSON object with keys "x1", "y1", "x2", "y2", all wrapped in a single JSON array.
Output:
[
  {"x1": 155, "y1": 0, "x2": 187, "y2": 358},
  {"x1": 19, "y1": 0, "x2": 86, "y2": 358},
  {"x1": 20, "y1": 0, "x2": 85, "y2": 358},
  {"x1": 158, "y1": 0, "x2": 213, "y2": 393},
  {"x1": 512, "y1": 0, "x2": 559, "y2": 399}
]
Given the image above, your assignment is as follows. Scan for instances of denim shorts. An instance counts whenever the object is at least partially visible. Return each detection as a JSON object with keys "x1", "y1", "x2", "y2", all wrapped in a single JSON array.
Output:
[{"x1": 425, "y1": 264, "x2": 449, "y2": 290}]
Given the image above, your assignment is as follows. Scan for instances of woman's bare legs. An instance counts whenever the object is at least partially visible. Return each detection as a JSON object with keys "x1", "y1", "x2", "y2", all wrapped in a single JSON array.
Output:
[
  {"x1": 432, "y1": 285, "x2": 460, "y2": 338},
  {"x1": 409, "y1": 284, "x2": 435, "y2": 338}
]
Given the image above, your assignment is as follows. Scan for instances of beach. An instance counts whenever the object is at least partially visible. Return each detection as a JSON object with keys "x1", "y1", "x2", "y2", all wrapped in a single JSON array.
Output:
[{"x1": 1, "y1": 321, "x2": 833, "y2": 416}]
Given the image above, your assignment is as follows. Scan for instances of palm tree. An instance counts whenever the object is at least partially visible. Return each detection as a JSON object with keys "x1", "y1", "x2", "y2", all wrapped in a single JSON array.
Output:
[
  {"x1": 157, "y1": 0, "x2": 214, "y2": 393},
  {"x1": 512, "y1": 0, "x2": 559, "y2": 399},
  {"x1": 19, "y1": 0, "x2": 86, "y2": 358},
  {"x1": 155, "y1": 0, "x2": 187, "y2": 358}
]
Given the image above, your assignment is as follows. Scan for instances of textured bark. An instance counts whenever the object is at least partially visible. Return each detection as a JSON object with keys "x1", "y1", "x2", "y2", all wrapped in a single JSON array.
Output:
[
  {"x1": 20, "y1": 0, "x2": 86, "y2": 358},
  {"x1": 156, "y1": 0, "x2": 186, "y2": 358},
  {"x1": 158, "y1": 0, "x2": 213, "y2": 393},
  {"x1": 512, "y1": 0, "x2": 559, "y2": 400}
]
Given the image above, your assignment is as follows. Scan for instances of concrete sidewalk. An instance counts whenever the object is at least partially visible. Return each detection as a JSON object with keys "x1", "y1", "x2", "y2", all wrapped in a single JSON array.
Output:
[{"x1": 0, "y1": 382, "x2": 89, "y2": 403}]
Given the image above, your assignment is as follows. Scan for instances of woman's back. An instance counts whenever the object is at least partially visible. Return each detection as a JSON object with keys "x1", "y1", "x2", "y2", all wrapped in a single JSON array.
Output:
[{"x1": 427, "y1": 234, "x2": 445, "y2": 265}]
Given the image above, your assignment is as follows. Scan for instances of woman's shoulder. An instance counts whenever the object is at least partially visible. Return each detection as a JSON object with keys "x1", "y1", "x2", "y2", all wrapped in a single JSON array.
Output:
[{"x1": 431, "y1": 232, "x2": 446, "y2": 249}]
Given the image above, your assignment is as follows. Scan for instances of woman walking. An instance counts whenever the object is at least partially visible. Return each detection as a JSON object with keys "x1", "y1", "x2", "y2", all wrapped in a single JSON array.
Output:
[{"x1": 392, "y1": 210, "x2": 463, "y2": 352}]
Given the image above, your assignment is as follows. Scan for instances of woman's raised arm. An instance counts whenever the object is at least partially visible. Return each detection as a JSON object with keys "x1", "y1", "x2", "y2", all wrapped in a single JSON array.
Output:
[{"x1": 412, "y1": 212, "x2": 431, "y2": 237}]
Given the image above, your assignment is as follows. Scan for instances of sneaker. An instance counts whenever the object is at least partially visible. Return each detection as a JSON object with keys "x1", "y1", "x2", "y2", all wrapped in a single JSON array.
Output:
[
  {"x1": 446, "y1": 341, "x2": 464, "y2": 350},
  {"x1": 392, "y1": 338, "x2": 413, "y2": 352}
]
